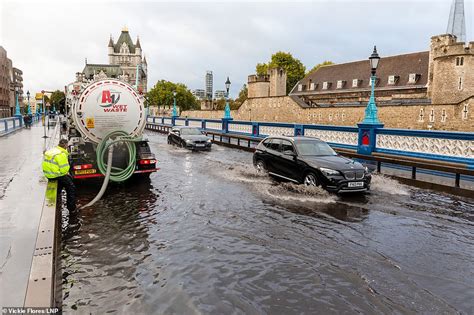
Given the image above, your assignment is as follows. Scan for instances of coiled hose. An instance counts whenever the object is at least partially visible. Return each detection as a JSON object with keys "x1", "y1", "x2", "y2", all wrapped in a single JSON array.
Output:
[{"x1": 81, "y1": 130, "x2": 142, "y2": 209}]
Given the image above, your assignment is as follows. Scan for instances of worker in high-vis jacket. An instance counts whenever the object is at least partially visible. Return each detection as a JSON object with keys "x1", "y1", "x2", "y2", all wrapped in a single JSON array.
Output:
[{"x1": 42, "y1": 139, "x2": 76, "y2": 212}]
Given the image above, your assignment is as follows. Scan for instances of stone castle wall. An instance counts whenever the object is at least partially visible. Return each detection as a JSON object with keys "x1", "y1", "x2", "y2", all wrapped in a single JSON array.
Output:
[
  {"x1": 428, "y1": 34, "x2": 474, "y2": 104},
  {"x1": 181, "y1": 96, "x2": 473, "y2": 132}
]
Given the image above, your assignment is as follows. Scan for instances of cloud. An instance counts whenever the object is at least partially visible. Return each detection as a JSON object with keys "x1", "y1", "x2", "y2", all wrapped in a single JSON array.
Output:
[{"x1": 1, "y1": 0, "x2": 470, "y2": 97}]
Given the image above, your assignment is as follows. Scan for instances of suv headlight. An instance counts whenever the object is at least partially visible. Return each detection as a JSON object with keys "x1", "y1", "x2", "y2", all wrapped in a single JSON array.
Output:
[
  {"x1": 206, "y1": 139, "x2": 212, "y2": 143},
  {"x1": 320, "y1": 167, "x2": 340, "y2": 176},
  {"x1": 186, "y1": 139, "x2": 193, "y2": 144},
  {"x1": 364, "y1": 166, "x2": 369, "y2": 173}
]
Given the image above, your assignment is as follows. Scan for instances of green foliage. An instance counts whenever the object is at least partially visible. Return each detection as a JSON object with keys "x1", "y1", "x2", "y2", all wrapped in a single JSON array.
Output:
[
  {"x1": 50, "y1": 90, "x2": 65, "y2": 108},
  {"x1": 307, "y1": 61, "x2": 335, "y2": 75},
  {"x1": 146, "y1": 80, "x2": 199, "y2": 111},
  {"x1": 256, "y1": 51, "x2": 306, "y2": 94},
  {"x1": 214, "y1": 98, "x2": 240, "y2": 111},
  {"x1": 256, "y1": 63, "x2": 268, "y2": 76},
  {"x1": 234, "y1": 84, "x2": 248, "y2": 109}
]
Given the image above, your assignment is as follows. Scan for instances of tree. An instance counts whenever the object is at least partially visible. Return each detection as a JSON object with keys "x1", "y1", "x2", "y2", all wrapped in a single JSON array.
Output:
[
  {"x1": 307, "y1": 61, "x2": 335, "y2": 75},
  {"x1": 146, "y1": 80, "x2": 199, "y2": 111},
  {"x1": 255, "y1": 51, "x2": 306, "y2": 94},
  {"x1": 256, "y1": 63, "x2": 268, "y2": 76},
  {"x1": 50, "y1": 90, "x2": 65, "y2": 112},
  {"x1": 234, "y1": 84, "x2": 248, "y2": 108}
]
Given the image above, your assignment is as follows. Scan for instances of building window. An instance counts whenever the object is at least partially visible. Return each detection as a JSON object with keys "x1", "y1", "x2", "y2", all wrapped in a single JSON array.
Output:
[
  {"x1": 388, "y1": 75, "x2": 399, "y2": 85},
  {"x1": 418, "y1": 108, "x2": 424, "y2": 122},
  {"x1": 336, "y1": 80, "x2": 346, "y2": 89},
  {"x1": 458, "y1": 77, "x2": 463, "y2": 90},
  {"x1": 322, "y1": 82, "x2": 331, "y2": 90},
  {"x1": 441, "y1": 109, "x2": 447, "y2": 123},
  {"x1": 310, "y1": 82, "x2": 315, "y2": 90},
  {"x1": 318, "y1": 113, "x2": 322, "y2": 121},
  {"x1": 298, "y1": 84, "x2": 302, "y2": 92},
  {"x1": 328, "y1": 114, "x2": 332, "y2": 121},
  {"x1": 408, "y1": 73, "x2": 420, "y2": 84},
  {"x1": 456, "y1": 57, "x2": 464, "y2": 66},
  {"x1": 429, "y1": 109, "x2": 435, "y2": 122},
  {"x1": 462, "y1": 104, "x2": 469, "y2": 120},
  {"x1": 352, "y1": 79, "x2": 359, "y2": 87},
  {"x1": 341, "y1": 112, "x2": 345, "y2": 121}
]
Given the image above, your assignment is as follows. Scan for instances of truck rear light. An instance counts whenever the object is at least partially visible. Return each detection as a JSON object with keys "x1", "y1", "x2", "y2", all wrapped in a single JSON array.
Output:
[
  {"x1": 73, "y1": 164, "x2": 93, "y2": 170},
  {"x1": 139, "y1": 159, "x2": 156, "y2": 165}
]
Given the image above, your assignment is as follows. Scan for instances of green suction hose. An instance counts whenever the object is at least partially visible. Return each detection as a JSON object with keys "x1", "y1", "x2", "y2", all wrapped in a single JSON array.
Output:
[
  {"x1": 96, "y1": 130, "x2": 142, "y2": 182},
  {"x1": 80, "y1": 130, "x2": 142, "y2": 209}
]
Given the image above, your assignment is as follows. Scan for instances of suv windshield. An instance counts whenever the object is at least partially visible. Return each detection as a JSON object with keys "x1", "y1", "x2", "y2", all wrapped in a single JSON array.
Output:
[
  {"x1": 295, "y1": 140, "x2": 337, "y2": 156},
  {"x1": 180, "y1": 128, "x2": 202, "y2": 136}
]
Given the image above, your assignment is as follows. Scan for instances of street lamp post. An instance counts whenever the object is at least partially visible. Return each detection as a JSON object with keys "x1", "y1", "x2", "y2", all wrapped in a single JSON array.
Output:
[
  {"x1": 14, "y1": 88, "x2": 21, "y2": 117},
  {"x1": 41, "y1": 90, "x2": 48, "y2": 138},
  {"x1": 26, "y1": 91, "x2": 31, "y2": 115},
  {"x1": 224, "y1": 77, "x2": 231, "y2": 119},
  {"x1": 172, "y1": 91, "x2": 178, "y2": 117},
  {"x1": 357, "y1": 46, "x2": 384, "y2": 155},
  {"x1": 362, "y1": 46, "x2": 381, "y2": 124},
  {"x1": 222, "y1": 77, "x2": 233, "y2": 133}
]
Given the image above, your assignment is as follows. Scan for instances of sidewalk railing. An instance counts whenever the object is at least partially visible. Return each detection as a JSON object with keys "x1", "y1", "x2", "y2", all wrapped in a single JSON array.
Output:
[
  {"x1": 146, "y1": 115, "x2": 474, "y2": 167},
  {"x1": 0, "y1": 114, "x2": 42, "y2": 136}
]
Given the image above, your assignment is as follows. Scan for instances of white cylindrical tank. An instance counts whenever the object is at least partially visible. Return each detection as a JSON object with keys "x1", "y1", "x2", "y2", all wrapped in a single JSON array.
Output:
[{"x1": 72, "y1": 79, "x2": 146, "y2": 143}]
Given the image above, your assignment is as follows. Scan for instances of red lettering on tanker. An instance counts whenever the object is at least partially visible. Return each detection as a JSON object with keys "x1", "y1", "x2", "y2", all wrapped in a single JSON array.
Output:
[
  {"x1": 103, "y1": 104, "x2": 128, "y2": 112},
  {"x1": 102, "y1": 90, "x2": 112, "y2": 103},
  {"x1": 99, "y1": 90, "x2": 121, "y2": 107}
]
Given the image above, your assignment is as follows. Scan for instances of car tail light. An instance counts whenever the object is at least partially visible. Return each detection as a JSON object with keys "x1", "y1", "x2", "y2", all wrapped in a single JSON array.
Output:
[
  {"x1": 139, "y1": 159, "x2": 156, "y2": 165},
  {"x1": 73, "y1": 164, "x2": 93, "y2": 170}
]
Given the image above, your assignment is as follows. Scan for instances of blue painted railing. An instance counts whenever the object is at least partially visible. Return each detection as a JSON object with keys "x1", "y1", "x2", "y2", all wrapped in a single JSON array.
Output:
[
  {"x1": 146, "y1": 115, "x2": 474, "y2": 167},
  {"x1": 0, "y1": 117, "x2": 23, "y2": 135},
  {"x1": 0, "y1": 114, "x2": 42, "y2": 136}
]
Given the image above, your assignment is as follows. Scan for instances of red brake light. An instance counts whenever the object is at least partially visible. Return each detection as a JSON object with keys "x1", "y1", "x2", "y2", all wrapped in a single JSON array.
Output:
[
  {"x1": 73, "y1": 164, "x2": 93, "y2": 170},
  {"x1": 139, "y1": 159, "x2": 156, "y2": 165}
]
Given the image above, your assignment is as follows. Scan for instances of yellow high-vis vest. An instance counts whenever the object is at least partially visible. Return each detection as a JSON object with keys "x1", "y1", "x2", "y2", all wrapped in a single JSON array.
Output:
[{"x1": 42, "y1": 146, "x2": 70, "y2": 179}]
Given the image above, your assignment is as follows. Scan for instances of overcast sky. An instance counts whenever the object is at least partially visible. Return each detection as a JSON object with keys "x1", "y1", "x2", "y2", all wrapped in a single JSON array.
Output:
[{"x1": 1, "y1": 0, "x2": 472, "y2": 97}]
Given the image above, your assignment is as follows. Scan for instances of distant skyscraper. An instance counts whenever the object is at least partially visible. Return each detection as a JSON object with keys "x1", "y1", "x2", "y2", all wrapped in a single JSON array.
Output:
[
  {"x1": 446, "y1": 0, "x2": 466, "y2": 42},
  {"x1": 205, "y1": 71, "x2": 213, "y2": 100}
]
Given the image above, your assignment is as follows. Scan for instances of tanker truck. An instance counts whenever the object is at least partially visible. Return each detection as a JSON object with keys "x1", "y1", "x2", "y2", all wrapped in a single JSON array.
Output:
[{"x1": 65, "y1": 79, "x2": 157, "y2": 181}]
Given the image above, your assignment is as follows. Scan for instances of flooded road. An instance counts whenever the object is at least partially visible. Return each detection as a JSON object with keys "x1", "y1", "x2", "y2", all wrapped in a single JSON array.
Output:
[{"x1": 62, "y1": 131, "x2": 474, "y2": 314}]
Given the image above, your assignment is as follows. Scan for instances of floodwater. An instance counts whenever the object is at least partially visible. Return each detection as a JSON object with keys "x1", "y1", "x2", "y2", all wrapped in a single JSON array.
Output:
[{"x1": 62, "y1": 131, "x2": 474, "y2": 314}]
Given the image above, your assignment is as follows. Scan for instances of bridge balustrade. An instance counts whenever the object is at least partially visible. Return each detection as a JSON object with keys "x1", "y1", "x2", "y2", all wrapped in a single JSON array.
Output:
[{"x1": 145, "y1": 115, "x2": 474, "y2": 167}]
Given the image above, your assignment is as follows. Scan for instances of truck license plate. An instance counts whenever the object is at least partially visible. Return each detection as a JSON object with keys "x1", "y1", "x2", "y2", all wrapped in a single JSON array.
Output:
[
  {"x1": 348, "y1": 182, "x2": 364, "y2": 188},
  {"x1": 75, "y1": 169, "x2": 97, "y2": 175}
]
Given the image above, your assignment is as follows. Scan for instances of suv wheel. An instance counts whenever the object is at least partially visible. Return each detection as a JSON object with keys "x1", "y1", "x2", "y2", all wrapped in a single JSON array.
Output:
[
  {"x1": 303, "y1": 172, "x2": 319, "y2": 186},
  {"x1": 255, "y1": 160, "x2": 267, "y2": 173}
]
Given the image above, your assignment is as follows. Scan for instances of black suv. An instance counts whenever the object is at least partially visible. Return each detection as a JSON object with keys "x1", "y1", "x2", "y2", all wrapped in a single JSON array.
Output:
[{"x1": 253, "y1": 136, "x2": 371, "y2": 193}]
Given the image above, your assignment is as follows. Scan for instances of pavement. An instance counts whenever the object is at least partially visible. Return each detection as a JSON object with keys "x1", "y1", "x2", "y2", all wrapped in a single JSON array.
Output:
[{"x1": 0, "y1": 122, "x2": 57, "y2": 308}]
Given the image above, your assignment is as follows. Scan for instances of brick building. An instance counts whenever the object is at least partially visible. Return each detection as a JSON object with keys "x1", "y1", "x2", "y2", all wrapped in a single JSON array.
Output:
[
  {"x1": 0, "y1": 46, "x2": 11, "y2": 118},
  {"x1": 0, "y1": 46, "x2": 24, "y2": 118}
]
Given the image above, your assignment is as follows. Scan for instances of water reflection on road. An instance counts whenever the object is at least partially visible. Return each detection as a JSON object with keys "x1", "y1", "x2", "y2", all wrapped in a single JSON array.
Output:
[{"x1": 62, "y1": 131, "x2": 474, "y2": 314}]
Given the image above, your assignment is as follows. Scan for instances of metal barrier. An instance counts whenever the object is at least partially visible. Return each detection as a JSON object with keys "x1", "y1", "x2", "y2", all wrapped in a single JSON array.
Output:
[
  {"x1": 0, "y1": 114, "x2": 42, "y2": 136},
  {"x1": 0, "y1": 116, "x2": 23, "y2": 135},
  {"x1": 145, "y1": 118, "x2": 474, "y2": 193},
  {"x1": 146, "y1": 115, "x2": 474, "y2": 168}
]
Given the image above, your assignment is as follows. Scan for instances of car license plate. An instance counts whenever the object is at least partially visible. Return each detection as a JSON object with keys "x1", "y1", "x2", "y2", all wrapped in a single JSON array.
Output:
[
  {"x1": 75, "y1": 169, "x2": 97, "y2": 175},
  {"x1": 348, "y1": 182, "x2": 364, "y2": 188},
  {"x1": 196, "y1": 143, "x2": 205, "y2": 147}
]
